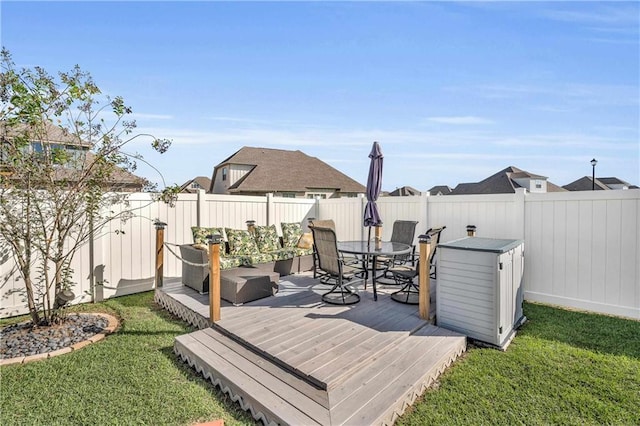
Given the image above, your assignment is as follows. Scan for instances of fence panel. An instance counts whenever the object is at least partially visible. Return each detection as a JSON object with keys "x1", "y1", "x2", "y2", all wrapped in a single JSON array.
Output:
[
  {"x1": 524, "y1": 190, "x2": 639, "y2": 319},
  {"x1": 376, "y1": 196, "x2": 426, "y2": 243},
  {"x1": 426, "y1": 192, "x2": 525, "y2": 243},
  {"x1": 269, "y1": 197, "x2": 317, "y2": 234},
  {"x1": 317, "y1": 197, "x2": 364, "y2": 240},
  {"x1": 200, "y1": 194, "x2": 268, "y2": 230}
]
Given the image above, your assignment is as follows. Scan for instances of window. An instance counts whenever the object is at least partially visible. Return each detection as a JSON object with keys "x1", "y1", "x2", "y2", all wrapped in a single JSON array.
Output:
[
  {"x1": 222, "y1": 167, "x2": 227, "y2": 181},
  {"x1": 31, "y1": 142, "x2": 44, "y2": 153},
  {"x1": 281, "y1": 192, "x2": 296, "y2": 198},
  {"x1": 190, "y1": 182, "x2": 200, "y2": 189},
  {"x1": 535, "y1": 180, "x2": 542, "y2": 189},
  {"x1": 307, "y1": 193, "x2": 327, "y2": 199}
]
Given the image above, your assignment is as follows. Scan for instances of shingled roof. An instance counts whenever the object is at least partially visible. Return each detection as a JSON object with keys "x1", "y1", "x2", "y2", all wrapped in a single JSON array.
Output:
[
  {"x1": 180, "y1": 176, "x2": 212, "y2": 193},
  {"x1": 211, "y1": 147, "x2": 366, "y2": 194},
  {"x1": 563, "y1": 176, "x2": 638, "y2": 191},
  {"x1": 427, "y1": 185, "x2": 452, "y2": 196},
  {"x1": 450, "y1": 166, "x2": 566, "y2": 195},
  {"x1": 1, "y1": 121, "x2": 145, "y2": 191},
  {"x1": 388, "y1": 186, "x2": 422, "y2": 196}
]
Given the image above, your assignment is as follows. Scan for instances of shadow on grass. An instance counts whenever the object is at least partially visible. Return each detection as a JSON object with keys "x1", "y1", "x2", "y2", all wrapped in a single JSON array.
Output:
[
  {"x1": 520, "y1": 302, "x2": 640, "y2": 359},
  {"x1": 158, "y1": 345, "x2": 255, "y2": 424}
]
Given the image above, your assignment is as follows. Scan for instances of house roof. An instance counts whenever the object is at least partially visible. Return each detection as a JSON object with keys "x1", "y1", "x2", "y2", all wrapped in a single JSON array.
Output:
[
  {"x1": 180, "y1": 176, "x2": 211, "y2": 193},
  {"x1": 2, "y1": 121, "x2": 144, "y2": 190},
  {"x1": 2, "y1": 121, "x2": 91, "y2": 148},
  {"x1": 563, "y1": 176, "x2": 637, "y2": 191},
  {"x1": 427, "y1": 185, "x2": 452, "y2": 195},
  {"x1": 450, "y1": 166, "x2": 566, "y2": 195},
  {"x1": 388, "y1": 186, "x2": 421, "y2": 196},
  {"x1": 211, "y1": 147, "x2": 366, "y2": 194},
  {"x1": 563, "y1": 177, "x2": 608, "y2": 191}
]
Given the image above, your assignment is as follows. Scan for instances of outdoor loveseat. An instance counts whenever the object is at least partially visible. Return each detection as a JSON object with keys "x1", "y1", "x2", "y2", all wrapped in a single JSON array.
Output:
[{"x1": 179, "y1": 223, "x2": 313, "y2": 304}]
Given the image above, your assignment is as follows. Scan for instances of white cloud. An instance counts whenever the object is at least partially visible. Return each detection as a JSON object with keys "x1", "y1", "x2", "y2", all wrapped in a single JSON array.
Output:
[{"x1": 426, "y1": 116, "x2": 494, "y2": 125}]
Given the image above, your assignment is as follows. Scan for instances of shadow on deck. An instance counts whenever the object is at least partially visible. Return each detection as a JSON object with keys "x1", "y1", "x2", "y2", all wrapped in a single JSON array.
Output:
[{"x1": 155, "y1": 273, "x2": 466, "y2": 425}]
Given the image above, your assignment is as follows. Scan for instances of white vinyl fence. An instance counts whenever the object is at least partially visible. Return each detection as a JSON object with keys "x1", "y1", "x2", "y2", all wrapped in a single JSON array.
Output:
[
  {"x1": 0, "y1": 192, "x2": 317, "y2": 318},
  {"x1": 1, "y1": 189, "x2": 638, "y2": 319}
]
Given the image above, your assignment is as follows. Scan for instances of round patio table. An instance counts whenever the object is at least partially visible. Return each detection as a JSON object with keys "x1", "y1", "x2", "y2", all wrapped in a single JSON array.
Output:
[{"x1": 337, "y1": 240, "x2": 411, "y2": 301}]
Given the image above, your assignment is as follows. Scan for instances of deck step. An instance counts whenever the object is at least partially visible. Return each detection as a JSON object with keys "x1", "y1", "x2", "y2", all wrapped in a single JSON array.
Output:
[{"x1": 175, "y1": 327, "x2": 330, "y2": 426}]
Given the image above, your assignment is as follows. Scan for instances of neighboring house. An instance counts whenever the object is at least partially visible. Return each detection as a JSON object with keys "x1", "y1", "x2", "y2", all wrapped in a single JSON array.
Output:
[
  {"x1": 1, "y1": 121, "x2": 145, "y2": 192},
  {"x1": 427, "y1": 185, "x2": 452, "y2": 196},
  {"x1": 449, "y1": 166, "x2": 566, "y2": 195},
  {"x1": 388, "y1": 186, "x2": 422, "y2": 196},
  {"x1": 209, "y1": 147, "x2": 366, "y2": 198},
  {"x1": 180, "y1": 176, "x2": 211, "y2": 193},
  {"x1": 563, "y1": 176, "x2": 638, "y2": 191}
]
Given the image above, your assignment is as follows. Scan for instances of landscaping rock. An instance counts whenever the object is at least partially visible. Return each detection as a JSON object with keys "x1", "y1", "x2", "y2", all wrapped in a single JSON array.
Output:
[{"x1": 0, "y1": 313, "x2": 109, "y2": 360}]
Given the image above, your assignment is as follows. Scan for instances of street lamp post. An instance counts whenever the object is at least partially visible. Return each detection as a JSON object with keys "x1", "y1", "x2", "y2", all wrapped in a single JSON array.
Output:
[{"x1": 590, "y1": 158, "x2": 597, "y2": 190}]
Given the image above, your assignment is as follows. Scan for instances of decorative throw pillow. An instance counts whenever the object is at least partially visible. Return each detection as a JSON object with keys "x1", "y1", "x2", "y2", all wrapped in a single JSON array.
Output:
[
  {"x1": 297, "y1": 232, "x2": 313, "y2": 250},
  {"x1": 281, "y1": 222, "x2": 303, "y2": 248},
  {"x1": 254, "y1": 225, "x2": 281, "y2": 253},
  {"x1": 191, "y1": 226, "x2": 224, "y2": 245},
  {"x1": 225, "y1": 228, "x2": 260, "y2": 256}
]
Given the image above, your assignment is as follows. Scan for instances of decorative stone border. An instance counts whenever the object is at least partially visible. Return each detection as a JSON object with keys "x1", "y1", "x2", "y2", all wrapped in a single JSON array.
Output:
[{"x1": 0, "y1": 313, "x2": 119, "y2": 366}]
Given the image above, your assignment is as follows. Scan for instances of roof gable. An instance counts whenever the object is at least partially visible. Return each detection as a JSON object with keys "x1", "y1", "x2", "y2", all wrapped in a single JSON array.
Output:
[
  {"x1": 214, "y1": 147, "x2": 365, "y2": 194},
  {"x1": 450, "y1": 166, "x2": 565, "y2": 195}
]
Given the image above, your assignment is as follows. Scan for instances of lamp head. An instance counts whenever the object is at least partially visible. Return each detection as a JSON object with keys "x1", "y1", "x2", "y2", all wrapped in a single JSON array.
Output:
[{"x1": 590, "y1": 158, "x2": 598, "y2": 167}]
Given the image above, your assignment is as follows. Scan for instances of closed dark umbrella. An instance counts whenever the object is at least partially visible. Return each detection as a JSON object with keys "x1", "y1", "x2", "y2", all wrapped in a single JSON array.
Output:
[{"x1": 364, "y1": 141, "x2": 383, "y2": 243}]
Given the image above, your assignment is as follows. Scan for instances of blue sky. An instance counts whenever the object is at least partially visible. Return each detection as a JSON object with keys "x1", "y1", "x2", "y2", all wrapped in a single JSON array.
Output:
[{"x1": 2, "y1": 1, "x2": 639, "y2": 191}]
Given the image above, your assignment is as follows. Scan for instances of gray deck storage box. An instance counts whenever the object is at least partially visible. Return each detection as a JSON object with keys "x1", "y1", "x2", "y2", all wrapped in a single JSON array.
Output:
[{"x1": 436, "y1": 237, "x2": 525, "y2": 349}]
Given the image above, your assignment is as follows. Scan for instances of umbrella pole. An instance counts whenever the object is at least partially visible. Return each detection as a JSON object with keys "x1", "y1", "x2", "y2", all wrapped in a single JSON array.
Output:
[{"x1": 365, "y1": 226, "x2": 372, "y2": 289}]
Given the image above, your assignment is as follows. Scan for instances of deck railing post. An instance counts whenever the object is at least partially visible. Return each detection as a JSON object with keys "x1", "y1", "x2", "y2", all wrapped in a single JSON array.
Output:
[
  {"x1": 418, "y1": 234, "x2": 432, "y2": 321},
  {"x1": 154, "y1": 221, "x2": 167, "y2": 289},
  {"x1": 208, "y1": 234, "x2": 222, "y2": 323},
  {"x1": 466, "y1": 225, "x2": 476, "y2": 237},
  {"x1": 374, "y1": 225, "x2": 382, "y2": 250}
]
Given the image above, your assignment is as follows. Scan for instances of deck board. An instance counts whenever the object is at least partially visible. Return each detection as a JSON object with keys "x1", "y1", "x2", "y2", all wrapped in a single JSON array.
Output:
[{"x1": 163, "y1": 272, "x2": 466, "y2": 425}]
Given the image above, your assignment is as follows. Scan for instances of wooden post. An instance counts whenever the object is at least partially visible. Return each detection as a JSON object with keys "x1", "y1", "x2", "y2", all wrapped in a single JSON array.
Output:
[
  {"x1": 375, "y1": 225, "x2": 382, "y2": 250},
  {"x1": 208, "y1": 234, "x2": 222, "y2": 323},
  {"x1": 418, "y1": 234, "x2": 432, "y2": 321},
  {"x1": 466, "y1": 225, "x2": 476, "y2": 237},
  {"x1": 246, "y1": 220, "x2": 256, "y2": 234},
  {"x1": 154, "y1": 221, "x2": 167, "y2": 289}
]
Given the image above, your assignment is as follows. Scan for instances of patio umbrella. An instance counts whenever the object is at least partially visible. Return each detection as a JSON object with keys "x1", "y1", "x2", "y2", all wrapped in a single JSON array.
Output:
[{"x1": 364, "y1": 141, "x2": 383, "y2": 244}]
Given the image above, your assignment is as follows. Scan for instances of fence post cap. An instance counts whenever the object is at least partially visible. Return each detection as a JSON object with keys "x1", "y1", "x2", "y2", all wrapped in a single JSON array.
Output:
[
  {"x1": 207, "y1": 234, "x2": 222, "y2": 244},
  {"x1": 154, "y1": 220, "x2": 167, "y2": 229},
  {"x1": 418, "y1": 234, "x2": 431, "y2": 243}
]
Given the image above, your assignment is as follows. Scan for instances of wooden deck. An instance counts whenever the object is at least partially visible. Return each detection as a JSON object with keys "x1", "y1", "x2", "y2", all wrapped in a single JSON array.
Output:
[{"x1": 157, "y1": 273, "x2": 466, "y2": 425}]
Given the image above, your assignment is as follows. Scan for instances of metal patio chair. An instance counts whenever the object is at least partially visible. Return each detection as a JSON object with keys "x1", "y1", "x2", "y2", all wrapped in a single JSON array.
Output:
[
  {"x1": 309, "y1": 219, "x2": 360, "y2": 283},
  {"x1": 389, "y1": 226, "x2": 446, "y2": 304},
  {"x1": 310, "y1": 226, "x2": 363, "y2": 305},
  {"x1": 378, "y1": 220, "x2": 418, "y2": 279}
]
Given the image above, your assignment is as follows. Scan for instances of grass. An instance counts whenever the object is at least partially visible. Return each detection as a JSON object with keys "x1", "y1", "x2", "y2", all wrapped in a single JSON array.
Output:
[
  {"x1": 0, "y1": 292, "x2": 254, "y2": 426},
  {"x1": 397, "y1": 303, "x2": 640, "y2": 425},
  {"x1": 1, "y1": 295, "x2": 639, "y2": 426}
]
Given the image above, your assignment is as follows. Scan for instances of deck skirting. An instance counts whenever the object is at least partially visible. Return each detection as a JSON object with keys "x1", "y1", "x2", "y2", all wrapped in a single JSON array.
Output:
[
  {"x1": 174, "y1": 347, "x2": 279, "y2": 426},
  {"x1": 154, "y1": 289, "x2": 210, "y2": 330}
]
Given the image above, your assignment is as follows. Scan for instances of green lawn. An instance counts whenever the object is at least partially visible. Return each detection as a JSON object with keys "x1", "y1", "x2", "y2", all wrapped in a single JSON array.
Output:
[{"x1": 1, "y1": 294, "x2": 639, "y2": 426}]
